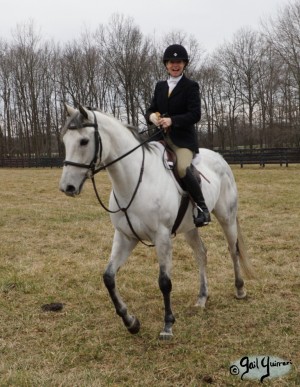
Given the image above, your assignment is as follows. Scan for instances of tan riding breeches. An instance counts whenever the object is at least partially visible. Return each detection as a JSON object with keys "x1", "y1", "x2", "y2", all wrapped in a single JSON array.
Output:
[{"x1": 165, "y1": 136, "x2": 193, "y2": 178}]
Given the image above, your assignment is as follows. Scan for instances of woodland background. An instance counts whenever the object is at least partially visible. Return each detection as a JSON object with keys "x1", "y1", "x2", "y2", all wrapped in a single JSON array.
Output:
[{"x1": 1, "y1": 1, "x2": 300, "y2": 159}]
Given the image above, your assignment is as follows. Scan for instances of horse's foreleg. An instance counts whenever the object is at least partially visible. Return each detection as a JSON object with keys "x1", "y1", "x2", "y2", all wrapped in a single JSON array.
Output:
[
  {"x1": 103, "y1": 231, "x2": 140, "y2": 334},
  {"x1": 185, "y1": 229, "x2": 208, "y2": 307},
  {"x1": 156, "y1": 233, "x2": 175, "y2": 340},
  {"x1": 158, "y1": 268, "x2": 175, "y2": 339}
]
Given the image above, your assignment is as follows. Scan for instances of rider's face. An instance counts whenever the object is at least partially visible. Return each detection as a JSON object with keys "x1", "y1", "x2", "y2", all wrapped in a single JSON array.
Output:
[{"x1": 166, "y1": 60, "x2": 186, "y2": 77}]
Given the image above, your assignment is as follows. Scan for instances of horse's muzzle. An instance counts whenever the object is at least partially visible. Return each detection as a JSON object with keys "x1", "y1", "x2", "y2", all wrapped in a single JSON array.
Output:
[{"x1": 59, "y1": 174, "x2": 87, "y2": 197}]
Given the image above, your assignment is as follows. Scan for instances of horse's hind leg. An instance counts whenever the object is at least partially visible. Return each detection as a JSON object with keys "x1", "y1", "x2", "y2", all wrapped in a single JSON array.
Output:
[
  {"x1": 217, "y1": 216, "x2": 247, "y2": 299},
  {"x1": 184, "y1": 228, "x2": 208, "y2": 307},
  {"x1": 103, "y1": 230, "x2": 140, "y2": 334}
]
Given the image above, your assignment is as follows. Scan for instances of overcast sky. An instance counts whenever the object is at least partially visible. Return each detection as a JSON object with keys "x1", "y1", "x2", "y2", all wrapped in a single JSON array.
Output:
[{"x1": 0, "y1": 0, "x2": 290, "y2": 52}]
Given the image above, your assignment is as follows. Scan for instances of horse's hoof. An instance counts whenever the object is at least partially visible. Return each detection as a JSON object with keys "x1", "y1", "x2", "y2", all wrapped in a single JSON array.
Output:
[
  {"x1": 195, "y1": 297, "x2": 207, "y2": 308},
  {"x1": 127, "y1": 317, "x2": 140, "y2": 334},
  {"x1": 159, "y1": 331, "x2": 173, "y2": 341},
  {"x1": 236, "y1": 289, "x2": 247, "y2": 299}
]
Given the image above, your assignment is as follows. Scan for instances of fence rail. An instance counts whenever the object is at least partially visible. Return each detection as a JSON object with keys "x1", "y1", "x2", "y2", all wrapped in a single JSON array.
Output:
[
  {"x1": 1, "y1": 148, "x2": 300, "y2": 168},
  {"x1": 0, "y1": 157, "x2": 64, "y2": 168},
  {"x1": 218, "y1": 148, "x2": 300, "y2": 167}
]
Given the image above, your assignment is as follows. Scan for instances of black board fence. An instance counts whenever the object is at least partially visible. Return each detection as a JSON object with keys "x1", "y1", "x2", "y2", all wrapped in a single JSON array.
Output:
[
  {"x1": 218, "y1": 148, "x2": 300, "y2": 167},
  {"x1": 0, "y1": 157, "x2": 64, "y2": 168}
]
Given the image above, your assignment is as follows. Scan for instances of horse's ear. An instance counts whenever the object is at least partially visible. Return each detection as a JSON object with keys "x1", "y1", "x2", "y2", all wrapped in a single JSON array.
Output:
[
  {"x1": 65, "y1": 104, "x2": 77, "y2": 116},
  {"x1": 78, "y1": 104, "x2": 89, "y2": 120}
]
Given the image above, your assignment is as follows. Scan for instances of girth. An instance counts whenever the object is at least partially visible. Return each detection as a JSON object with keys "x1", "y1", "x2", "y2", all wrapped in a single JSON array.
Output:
[{"x1": 171, "y1": 194, "x2": 190, "y2": 235}]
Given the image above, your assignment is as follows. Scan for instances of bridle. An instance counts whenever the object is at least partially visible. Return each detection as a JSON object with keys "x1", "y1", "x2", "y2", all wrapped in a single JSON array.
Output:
[
  {"x1": 63, "y1": 110, "x2": 102, "y2": 175},
  {"x1": 63, "y1": 108, "x2": 163, "y2": 247}
]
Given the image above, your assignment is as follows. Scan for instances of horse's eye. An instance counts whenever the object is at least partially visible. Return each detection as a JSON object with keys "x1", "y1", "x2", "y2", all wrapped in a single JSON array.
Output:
[{"x1": 80, "y1": 138, "x2": 89, "y2": 146}]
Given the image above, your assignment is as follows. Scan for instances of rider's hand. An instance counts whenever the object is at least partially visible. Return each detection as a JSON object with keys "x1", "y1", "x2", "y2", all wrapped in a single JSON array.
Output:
[
  {"x1": 158, "y1": 117, "x2": 172, "y2": 131},
  {"x1": 149, "y1": 112, "x2": 160, "y2": 126}
]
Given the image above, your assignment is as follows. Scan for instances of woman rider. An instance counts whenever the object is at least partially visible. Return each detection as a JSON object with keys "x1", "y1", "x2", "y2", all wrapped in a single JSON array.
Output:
[{"x1": 145, "y1": 44, "x2": 211, "y2": 227}]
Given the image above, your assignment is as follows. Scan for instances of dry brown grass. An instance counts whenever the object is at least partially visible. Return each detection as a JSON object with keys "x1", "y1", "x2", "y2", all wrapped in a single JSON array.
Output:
[{"x1": 0, "y1": 165, "x2": 299, "y2": 386}]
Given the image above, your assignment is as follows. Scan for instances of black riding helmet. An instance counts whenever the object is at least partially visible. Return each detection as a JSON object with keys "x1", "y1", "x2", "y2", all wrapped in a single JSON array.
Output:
[{"x1": 163, "y1": 44, "x2": 189, "y2": 65}]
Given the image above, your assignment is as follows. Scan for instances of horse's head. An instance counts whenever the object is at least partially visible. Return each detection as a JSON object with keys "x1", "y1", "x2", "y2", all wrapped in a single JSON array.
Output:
[{"x1": 59, "y1": 104, "x2": 100, "y2": 196}]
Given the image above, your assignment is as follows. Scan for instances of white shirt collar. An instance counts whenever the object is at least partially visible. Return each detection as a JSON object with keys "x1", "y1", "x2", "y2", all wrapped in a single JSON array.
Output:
[{"x1": 167, "y1": 74, "x2": 183, "y2": 85}]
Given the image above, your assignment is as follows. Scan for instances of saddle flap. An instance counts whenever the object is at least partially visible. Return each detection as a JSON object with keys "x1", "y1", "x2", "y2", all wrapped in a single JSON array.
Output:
[{"x1": 157, "y1": 140, "x2": 201, "y2": 188}]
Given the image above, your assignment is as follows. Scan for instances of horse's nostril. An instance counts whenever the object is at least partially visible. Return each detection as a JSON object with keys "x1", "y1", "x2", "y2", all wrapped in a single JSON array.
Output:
[{"x1": 66, "y1": 185, "x2": 76, "y2": 194}]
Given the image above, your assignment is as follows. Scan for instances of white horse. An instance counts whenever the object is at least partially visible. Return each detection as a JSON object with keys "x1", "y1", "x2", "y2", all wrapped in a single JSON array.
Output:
[{"x1": 59, "y1": 104, "x2": 253, "y2": 339}]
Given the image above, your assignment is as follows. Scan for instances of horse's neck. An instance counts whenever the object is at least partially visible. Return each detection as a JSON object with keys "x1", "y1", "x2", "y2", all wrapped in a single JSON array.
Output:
[{"x1": 102, "y1": 120, "x2": 147, "y2": 196}]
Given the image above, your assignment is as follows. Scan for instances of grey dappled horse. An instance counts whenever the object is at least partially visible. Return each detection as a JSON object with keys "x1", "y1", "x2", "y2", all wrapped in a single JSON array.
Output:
[{"x1": 59, "y1": 105, "x2": 253, "y2": 339}]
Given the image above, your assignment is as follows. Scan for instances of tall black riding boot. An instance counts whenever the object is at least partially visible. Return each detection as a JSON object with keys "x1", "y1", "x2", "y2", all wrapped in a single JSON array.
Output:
[{"x1": 181, "y1": 167, "x2": 211, "y2": 227}]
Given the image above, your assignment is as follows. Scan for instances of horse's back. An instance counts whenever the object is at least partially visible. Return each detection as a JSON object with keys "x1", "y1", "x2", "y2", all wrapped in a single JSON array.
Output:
[{"x1": 196, "y1": 148, "x2": 231, "y2": 174}]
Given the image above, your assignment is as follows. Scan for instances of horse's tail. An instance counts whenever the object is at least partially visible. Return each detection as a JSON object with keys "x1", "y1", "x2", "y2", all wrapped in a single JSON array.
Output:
[{"x1": 237, "y1": 217, "x2": 255, "y2": 279}]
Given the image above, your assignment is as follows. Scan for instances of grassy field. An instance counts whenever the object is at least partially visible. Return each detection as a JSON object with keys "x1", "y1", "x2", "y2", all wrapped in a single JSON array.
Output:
[{"x1": 0, "y1": 165, "x2": 299, "y2": 386}]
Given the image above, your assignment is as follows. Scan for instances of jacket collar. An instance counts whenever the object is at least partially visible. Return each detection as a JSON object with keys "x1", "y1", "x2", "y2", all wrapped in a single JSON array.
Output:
[{"x1": 166, "y1": 74, "x2": 187, "y2": 98}]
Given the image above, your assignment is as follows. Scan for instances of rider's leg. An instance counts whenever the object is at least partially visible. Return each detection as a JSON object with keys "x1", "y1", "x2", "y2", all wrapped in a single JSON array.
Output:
[
  {"x1": 181, "y1": 166, "x2": 211, "y2": 227},
  {"x1": 165, "y1": 138, "x2": 211, "y2": 227}
]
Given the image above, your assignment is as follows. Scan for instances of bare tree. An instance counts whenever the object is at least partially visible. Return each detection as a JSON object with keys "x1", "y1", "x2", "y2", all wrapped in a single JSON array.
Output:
[
  {"x1": 255, "y1": 39, "x2": 282, "y2": 147},
  {"x1": 0, "y1": 40, "x2": 13, "y2": 156},
  {"x1": 95, "y1": 14, "x2": 151, "y2": 125},
  {"x1": 196, "y1": 59, "x2": 221, "y2": 148},
  {"x1": 213, "y1": 46, "x2": 244, "y2": 148},
  {"x1": 228, "y1": 28, "x2": 264, "y2": 147},
  {"x1": 263, "y1": 0, "x2": 300, "y2": 146}
]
